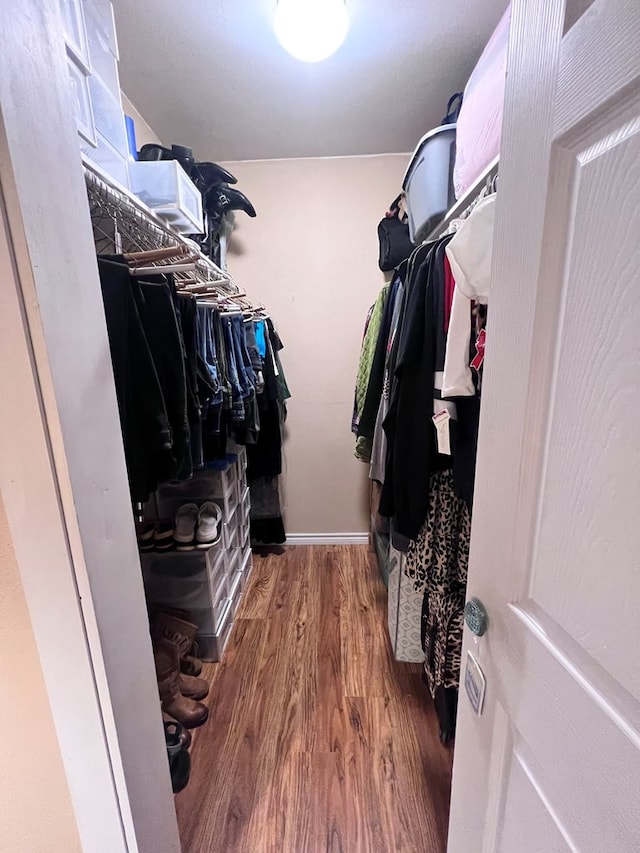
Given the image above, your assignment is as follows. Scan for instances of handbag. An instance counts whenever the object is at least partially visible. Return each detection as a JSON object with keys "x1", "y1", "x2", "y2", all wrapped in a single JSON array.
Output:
[{"x1": 378, "y1": 194, "x2": 414, "y2": 272}]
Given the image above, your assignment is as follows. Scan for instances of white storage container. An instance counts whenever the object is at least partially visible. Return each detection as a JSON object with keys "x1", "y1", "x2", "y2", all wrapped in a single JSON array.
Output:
[
  {"x1": 239, "y1": 545, "x2": 252, "y2": 576},
  {"x1": 185, "y1": 603, "x2": 227, "y2": 636},
  {"x1": 402, "y1": 124, "x2": 457, "y2": 242},
  {"x1": 196, "y1": 599, "x2": 234, "y2": 661},
  {"x1": 223, "y1": 518, "x2": 239, "y2": 551},
  {"x1": 129, "y1": 160, "x2": 204, "y2": 234},
  {"x1": 228, "y1": 570, "x2": 244, "y2": 611},
  {"x1": 67, "y1": 57, "x2": 96, "y2": 146},
  {"x1": 65, "y1": 0, "x2": 130, "y2": 189},
  {"x1": 60, "y1": 0, "x2": 91, "y2": 70},
  {"x1": 84, "y1": 0, "x2": 118, "y2": 57},
  {"x1": 84, "y1": 0, "x2": 120, "y2": 100},
  {"x1": 85, "y1": 78, "x2": 128, "y2": 154}
]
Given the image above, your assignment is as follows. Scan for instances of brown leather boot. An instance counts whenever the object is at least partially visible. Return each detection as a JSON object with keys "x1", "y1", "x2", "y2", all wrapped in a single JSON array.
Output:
[
  {"x1": 178, "y1": 672, "x2": 209, "y2": 701},
  {"x1": 155, "y1": 640, "x2": 208, "y2": 729},
  {"x1": 151, "y1": 610, "x2": 204, "y2": 676}
]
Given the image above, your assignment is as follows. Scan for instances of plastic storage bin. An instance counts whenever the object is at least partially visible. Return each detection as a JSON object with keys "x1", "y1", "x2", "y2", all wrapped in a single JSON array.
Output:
[
  {"x1": 402, "y1": 124, "x2": 457, "y2": 242},
  {"x1": 229, "y1": 571, "x2": 245, "y2": 620},
  {"x1": 239, "y1": 546, "x2": 253, "y2": 577},
  {"x1": 196, "y1": 599, "x2": 234, "y2": 661},
  {"x1": 85, "y1": 0, "x2": 120, "y2": 101},
  {"x1": 67, "y1": 57, "x2": 96, "y2": 146},
  {"x1": 129, "y1": 160, "x2": 204, "y2": 233},
  {"x1": 71, "y1": 0, "x2": 130, "y2": 189}
]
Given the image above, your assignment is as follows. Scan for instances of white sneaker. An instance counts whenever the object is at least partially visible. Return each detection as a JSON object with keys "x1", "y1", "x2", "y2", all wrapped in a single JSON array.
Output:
[
  {"x1": 174, "y1": 503, "x2": 200, "y2": 551},
  {"x1": 196, "y1": 502, "x2": 223, "y2": 549}
]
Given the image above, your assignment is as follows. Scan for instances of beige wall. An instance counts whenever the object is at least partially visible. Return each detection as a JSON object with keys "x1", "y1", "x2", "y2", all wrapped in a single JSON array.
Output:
[
  {"x1": 120, "y1": 87, "x2": 408, "y2": 534},
  {"x1": 0, "y1": 496, "x2": 81, "y2": 853},
  {"x1": 222, "y1": 155, "x2": 408, "y2": 534},
  {"x1": 121, "y1": 92, "x2": 164, "y2": 149}
]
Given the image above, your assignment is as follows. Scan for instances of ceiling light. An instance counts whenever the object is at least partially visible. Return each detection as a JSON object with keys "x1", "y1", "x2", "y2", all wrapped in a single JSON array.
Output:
[{"x1": 274, "y1": 0, "x2": 349, "y2": 63}]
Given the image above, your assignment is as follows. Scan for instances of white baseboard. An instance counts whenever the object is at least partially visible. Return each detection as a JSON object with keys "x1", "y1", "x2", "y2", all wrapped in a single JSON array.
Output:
[{"x1": 286, "y1": 532, "x2": 369, "y2": 546}]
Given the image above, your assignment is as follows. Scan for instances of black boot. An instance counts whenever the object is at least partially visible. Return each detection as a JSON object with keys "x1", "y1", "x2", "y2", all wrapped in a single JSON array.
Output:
[{"x1": 205, "y1": 185, "x2": 257, "y2": 219}]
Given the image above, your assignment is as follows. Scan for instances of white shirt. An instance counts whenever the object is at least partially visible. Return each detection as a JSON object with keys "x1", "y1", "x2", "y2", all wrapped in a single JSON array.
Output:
[{"x1": 442, "y1": 194, "x2": 496, "y2": 397}]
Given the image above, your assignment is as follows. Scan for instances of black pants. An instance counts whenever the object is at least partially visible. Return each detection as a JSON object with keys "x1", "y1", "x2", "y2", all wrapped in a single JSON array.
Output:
[
  {"x1": 134, "y1": 277, "x2": 189, "y2": 479},
  {"x1": 97, "y1": 258, "x2": 173, "y2": 501}
]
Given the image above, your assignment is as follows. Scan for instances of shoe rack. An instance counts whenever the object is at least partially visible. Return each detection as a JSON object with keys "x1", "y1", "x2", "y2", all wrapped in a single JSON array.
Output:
[{"x1": 140, "y1": 446, "x2": 252, "y2": 661}]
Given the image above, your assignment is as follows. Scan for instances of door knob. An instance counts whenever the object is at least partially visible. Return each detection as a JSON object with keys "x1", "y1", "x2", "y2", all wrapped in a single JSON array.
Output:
[{"x1": 464, "y1": 598, "x2": 488, "y2": 637}]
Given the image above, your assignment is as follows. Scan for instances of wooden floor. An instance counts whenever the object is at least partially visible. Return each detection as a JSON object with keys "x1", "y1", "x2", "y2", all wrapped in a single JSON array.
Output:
[{"x1": 175, "y1": 545, "x2": 453, "y2": 852}]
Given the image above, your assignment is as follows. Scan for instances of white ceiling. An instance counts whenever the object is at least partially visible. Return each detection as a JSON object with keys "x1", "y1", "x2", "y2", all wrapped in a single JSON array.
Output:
[{"x1": 112, "y1": 0, "x2": 507, "y2": 162}]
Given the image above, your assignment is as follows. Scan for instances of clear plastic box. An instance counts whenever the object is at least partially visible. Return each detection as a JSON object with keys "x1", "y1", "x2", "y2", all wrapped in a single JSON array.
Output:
[
  {"x1": 85, "y1": 0, "x2": 120, "y2": 100},
  {"x1": 402, "y1": 124, "x2": 457, "y2": 242},
  {"x1": 129, "y1": 160, "x2": 204, "y2": 233}
]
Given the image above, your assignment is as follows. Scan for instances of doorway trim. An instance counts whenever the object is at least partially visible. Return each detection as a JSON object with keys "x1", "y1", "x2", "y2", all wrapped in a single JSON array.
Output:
[{"x1": 0, "y1": 1, "x2": 181, "y2": 849}]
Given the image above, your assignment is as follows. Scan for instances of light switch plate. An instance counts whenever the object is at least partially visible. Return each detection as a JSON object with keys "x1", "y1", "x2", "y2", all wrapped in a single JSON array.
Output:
[{"x1": 464, "y1": 650, "x2": 486, "y2": 716}]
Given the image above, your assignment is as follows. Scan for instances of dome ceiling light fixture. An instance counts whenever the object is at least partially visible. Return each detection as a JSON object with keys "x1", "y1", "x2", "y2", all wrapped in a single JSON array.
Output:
[{"x1": 274, "y1": 0, "x2": 349, "y2": 63}]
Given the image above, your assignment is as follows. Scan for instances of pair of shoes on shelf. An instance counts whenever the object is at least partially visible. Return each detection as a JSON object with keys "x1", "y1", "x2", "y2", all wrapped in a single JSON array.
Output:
[
  {"x1": 136, "y1": 519, "x2": 175, "y2": 553},
  {"x1": 174, "y1": 502, "x2": 222, "y2": 551}
]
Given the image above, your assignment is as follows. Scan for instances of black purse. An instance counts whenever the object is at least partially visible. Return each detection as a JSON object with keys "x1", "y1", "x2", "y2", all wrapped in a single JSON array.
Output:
[{"x1": 378, "y1": 194, "x2": 414, "y2": 272}]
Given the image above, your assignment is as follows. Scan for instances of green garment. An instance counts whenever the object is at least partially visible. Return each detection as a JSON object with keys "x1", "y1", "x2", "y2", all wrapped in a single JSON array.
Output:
[
  {"x1": 354, "y1": 284, "x2": 389, "y2": 429},
  {"x1": 354, "y1": 435, "x2": 372, "y2": 463}
]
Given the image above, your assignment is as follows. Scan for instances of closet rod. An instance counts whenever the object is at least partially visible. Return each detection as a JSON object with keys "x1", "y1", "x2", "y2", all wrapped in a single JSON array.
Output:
[
  {"x1": 83, "y1": 162, "x2": 234, "y2": 289},
  {"x1": 425, "y1": 155, "x2": 499, "y2": 242}
]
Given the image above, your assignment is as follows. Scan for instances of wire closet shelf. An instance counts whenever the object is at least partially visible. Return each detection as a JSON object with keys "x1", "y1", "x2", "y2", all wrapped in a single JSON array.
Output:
[{"x1": 83, "y1": 163, "x2": 263, "y2": 309}]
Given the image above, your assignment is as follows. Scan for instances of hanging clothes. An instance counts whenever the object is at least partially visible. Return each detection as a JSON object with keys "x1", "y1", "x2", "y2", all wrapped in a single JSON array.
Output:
[
  {"x1": 352, "y1": 283, "x2": 389, "y2": 438},
  {"x1": 97, "y1": 256, "x2": 288, "y2": 519},
  {"x1": 405, "y1": 469, "x2": 470, "y2": 741},
  {"x1": 98, "y1": 257, "x2": 179, "y2": 500},
  {"x1": 442, "y1": 194, "x2": 495, "y2": 397},
  {"x1": 368, "y1": 275, "x2": 405, "y2": 483},
  {"x1": 134, "y1": 275, "x2": 190, "y2": 476},
  {"x1": 379, "y1": 236, "x2": 453, "y2": 546},
  {"x1": 355, "y1": 261, "x2": 408, "y2": 465},
  {"x1": 350, "y1": 187, "x2": 494, "y2": 743},
  {"x1": 247, "y1": 319, "x2": 290, "y2": 546}
]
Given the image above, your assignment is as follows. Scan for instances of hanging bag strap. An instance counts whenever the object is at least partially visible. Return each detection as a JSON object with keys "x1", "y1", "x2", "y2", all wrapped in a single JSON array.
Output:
[{"x1": 442, "y1": 92, "x2": 463, "y2": 125}]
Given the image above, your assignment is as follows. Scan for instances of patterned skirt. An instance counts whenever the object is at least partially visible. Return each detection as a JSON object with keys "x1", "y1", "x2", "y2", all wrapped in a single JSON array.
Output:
[{"x1": 405, "y1": 470, "x2": 470, "y2": 697}]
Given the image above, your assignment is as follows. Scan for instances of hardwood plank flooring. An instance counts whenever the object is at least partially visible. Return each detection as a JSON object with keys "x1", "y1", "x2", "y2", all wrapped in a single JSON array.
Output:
[{"x1": 175, "y1": 545, "x2": 453, "y2": 852}]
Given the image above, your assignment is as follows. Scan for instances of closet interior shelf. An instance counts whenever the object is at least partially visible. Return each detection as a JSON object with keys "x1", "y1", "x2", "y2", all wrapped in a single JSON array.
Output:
[
  {"x1": 84, "y1": 163, "x2": 241, "y2": 297},
  {"x1": 426, "y1": 155, "x2": 499, "y2": 241}
]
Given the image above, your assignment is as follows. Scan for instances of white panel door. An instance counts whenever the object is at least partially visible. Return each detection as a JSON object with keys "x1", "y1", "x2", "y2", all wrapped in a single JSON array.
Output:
[{"x1": 448, "y1": 1, "x2": 640, "y2": 850}]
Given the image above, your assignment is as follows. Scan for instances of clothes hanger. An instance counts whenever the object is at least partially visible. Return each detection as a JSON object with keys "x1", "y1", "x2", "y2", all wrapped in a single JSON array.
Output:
[
  {"x1": 129, "y1": 252, "x2": 204, "y2": 276},
  {"x1": 123, "y1": 245, "x2": 190, "y2": 265}
]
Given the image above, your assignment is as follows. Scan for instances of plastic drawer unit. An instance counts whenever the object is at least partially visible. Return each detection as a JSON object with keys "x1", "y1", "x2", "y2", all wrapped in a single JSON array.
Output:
[{"x1": 129, "y1": 160, "x2": 203, "y2": 233}]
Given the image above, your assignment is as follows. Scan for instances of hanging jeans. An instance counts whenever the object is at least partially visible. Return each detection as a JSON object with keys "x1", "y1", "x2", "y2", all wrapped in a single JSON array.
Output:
[
  {"x1": 223, "y1": 314, "x2": 254, "y2": 422},
  {"x1": 230, "y1": 314, "x2": 256, "y2": 395},
  {"x1": 245, "y1": 320, "x2": 265, "y2": 394},
  {"x1": 196, "y1": 306, "x2": 223, "y2": 408}
]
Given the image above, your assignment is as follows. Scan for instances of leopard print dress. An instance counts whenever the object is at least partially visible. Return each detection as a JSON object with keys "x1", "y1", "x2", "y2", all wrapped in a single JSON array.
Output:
[{"x1": 405, "y1": 470, "x2": 471, "y2": 698}]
